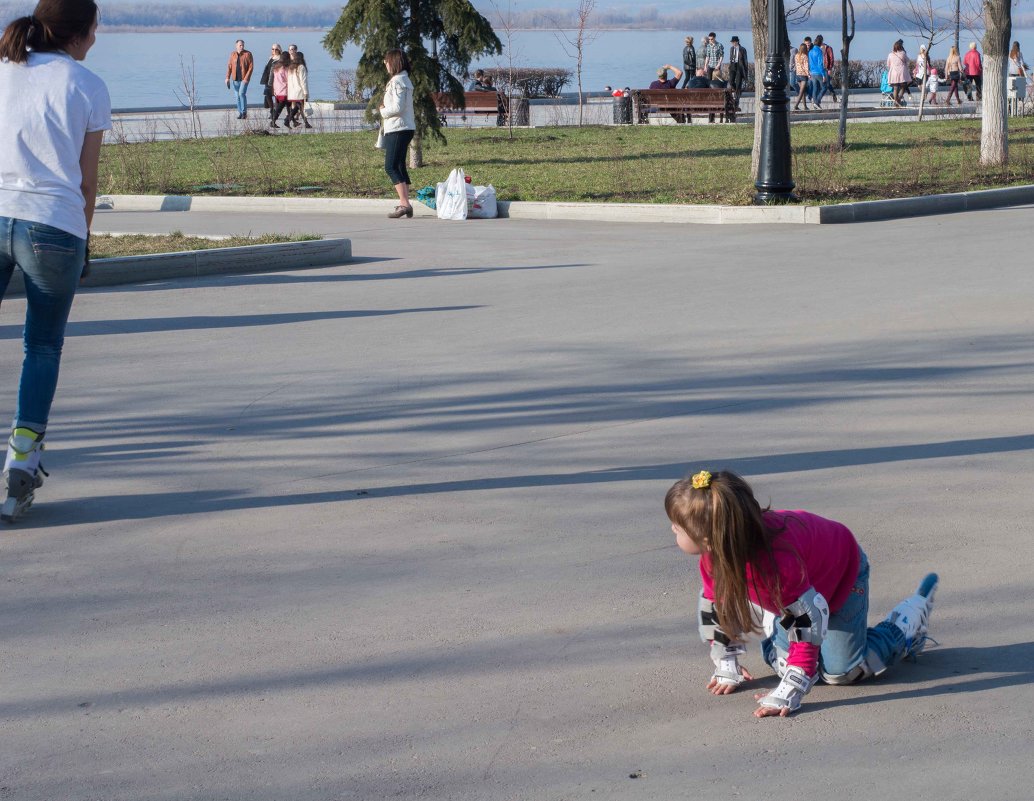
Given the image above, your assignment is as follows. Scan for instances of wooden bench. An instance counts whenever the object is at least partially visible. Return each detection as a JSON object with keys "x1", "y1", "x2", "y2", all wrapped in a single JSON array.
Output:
[
  {"x1": 631, "y1": 88, "x2": 736, "y2": 124},
  {"x1": 433, "y1": 91, "x2": 508, "y2": 126}
]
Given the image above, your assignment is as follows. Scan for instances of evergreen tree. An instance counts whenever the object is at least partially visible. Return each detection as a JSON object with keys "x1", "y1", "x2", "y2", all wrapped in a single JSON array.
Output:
[{"x1": 323, "y1": 0, "x2": 501, "y2": 166}]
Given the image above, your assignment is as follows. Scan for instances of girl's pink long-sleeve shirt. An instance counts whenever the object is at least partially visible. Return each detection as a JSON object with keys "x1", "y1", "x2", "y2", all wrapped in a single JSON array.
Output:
[
  {"x1": 699, "y1": 510, "x2": 861, "y2": 676},
  {"x1": 272, "y1": 67, "x2": 288, "y2": 97}
]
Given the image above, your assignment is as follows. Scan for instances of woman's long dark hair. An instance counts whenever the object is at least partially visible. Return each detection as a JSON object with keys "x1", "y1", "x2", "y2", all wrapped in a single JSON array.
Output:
[
  {"x1": 0, "y1": 0, "x2": 99, "y2": 64},
  {"x1": 665, "y1": 471, "x2": 785, "y2": 640}
]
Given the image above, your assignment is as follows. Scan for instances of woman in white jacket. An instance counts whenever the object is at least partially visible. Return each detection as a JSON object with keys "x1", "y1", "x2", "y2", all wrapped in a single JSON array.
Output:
[
  {"x1": 286, "y1": 51, "x2": 311, "y2": 129},
  {"x1": 380, "y1": 49, "x2": 416, "y2": 219}
]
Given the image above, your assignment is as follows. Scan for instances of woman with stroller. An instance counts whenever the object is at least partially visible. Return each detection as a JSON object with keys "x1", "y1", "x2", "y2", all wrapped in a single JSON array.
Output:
[{"x1": 886, "y1": 40, "x2": 910, "y2": 108}]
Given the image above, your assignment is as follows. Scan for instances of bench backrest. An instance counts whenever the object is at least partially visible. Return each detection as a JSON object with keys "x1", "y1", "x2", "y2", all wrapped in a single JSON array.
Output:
[
  {"x1": 433, "y1": 91, "x2": 502, "y2": 111},
  {"x1": 633, "y1": 89, "x2": 731, "y2": 105}
]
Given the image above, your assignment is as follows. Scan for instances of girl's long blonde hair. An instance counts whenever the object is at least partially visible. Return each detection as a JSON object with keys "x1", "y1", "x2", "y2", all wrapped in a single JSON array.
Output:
[{"x1": 665, "y1": 471, "x2": 785, "y2": 640}]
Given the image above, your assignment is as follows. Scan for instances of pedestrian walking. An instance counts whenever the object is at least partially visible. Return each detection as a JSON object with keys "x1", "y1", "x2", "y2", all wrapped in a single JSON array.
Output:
[
  {"x1": 944, "y1": 45, "x2": 963, "y2": 105},
  {"x1": 225, "y1": 39, "x2": 254, "y2": 119},
  {"x1": 680, "y1": 36, "x2": 696, "y2": 88},
  {"x1": 793, "y1": 43, "x2": 811, "y2": 111},
  {"x1": 887, "y1": 40, "x2": 910, "y2": 107},
  {"x1": 817, "y1": 35, "x2": 837, "y2": 102},
  {"x1": 259, "y1": 43, "x2": 282, "y2": 112},
  {"x1": 963, "y1": 41, "x2": 982, "y2": 100},
  {"x1": 378, "y1": 48, "x2": 416, "y2": 219},
  {"x1": 665, "y1": 470, "x2": 939, "y2": 718},
  {"x1": 286, "y1": 51, "x2": 311, "y2": 129},
  {"x1": 926, "y1": 68, "x2": 939, "y2": 104},
  {"x1": 808, "y1": 38, "x2": 827, "y2": 108},
  {"x1": 727, "y1": 36, "x2": 749, "y2": 110},
  {"x1": 268, "y1": 51, "x2": 291, "y2": 127},
  {"x1": 701, "y1": 32, "x2": 724, "y2": 81},
  {"x1": 0, "y1": 0, "x2": 110, "y2": 522}
]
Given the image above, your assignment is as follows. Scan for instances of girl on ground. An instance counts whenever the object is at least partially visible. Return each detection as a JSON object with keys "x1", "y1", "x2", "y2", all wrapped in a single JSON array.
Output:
[
  {"x1": 379, "y1": 48, "x2": 415, "y2": 219},
  {"x1": 665, "y1": 470, "x2": 938, "y2": 718},
  {"x1": 944, "y1": 45, "x2": 963, "y2": 106},
  {"x1": 0, "y1": 0, "x2": 110, "y2": 522},
  {"x1": 793, "y1": 43, "x2": 810, "y2": 111}
]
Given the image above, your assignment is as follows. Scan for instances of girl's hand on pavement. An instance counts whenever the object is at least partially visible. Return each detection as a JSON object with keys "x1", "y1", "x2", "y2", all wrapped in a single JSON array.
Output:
[
  {"x1": 705, "y1": 665, "x2": 754, "y2": 695},
  {"x1": 752, "y1": 693, "x2": 793, "y2": 718}
]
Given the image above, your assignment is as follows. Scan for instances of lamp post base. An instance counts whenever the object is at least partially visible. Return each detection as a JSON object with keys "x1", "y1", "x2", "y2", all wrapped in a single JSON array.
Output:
[{"x1": 753, "y1": 50, "x2": 798, "y2": 205}]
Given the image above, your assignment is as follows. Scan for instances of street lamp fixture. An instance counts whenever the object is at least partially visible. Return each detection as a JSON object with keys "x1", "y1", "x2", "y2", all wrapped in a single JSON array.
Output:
[{"x1": 754, "y1": 0, "x2": 798, "y2": 204}]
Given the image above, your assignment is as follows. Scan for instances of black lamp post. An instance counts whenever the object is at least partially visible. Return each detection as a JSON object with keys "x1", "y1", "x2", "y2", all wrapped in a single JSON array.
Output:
[{"x1": 754, "y1": 0, "x2": 797, "y2": 204}]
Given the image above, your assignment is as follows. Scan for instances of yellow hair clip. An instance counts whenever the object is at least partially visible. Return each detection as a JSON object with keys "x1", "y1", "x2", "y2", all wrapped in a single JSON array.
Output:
[{"x1": 691, "y1": 470, "x2": 712, "y2": 490}]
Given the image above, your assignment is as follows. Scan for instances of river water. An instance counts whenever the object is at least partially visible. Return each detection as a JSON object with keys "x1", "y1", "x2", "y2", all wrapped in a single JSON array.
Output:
[{"x1": 84, "y1": 27, "x2": 1021, "y2": 109}]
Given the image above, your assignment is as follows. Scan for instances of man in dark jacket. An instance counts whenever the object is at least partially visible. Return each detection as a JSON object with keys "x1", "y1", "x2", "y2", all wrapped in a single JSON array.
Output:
[{"x1": 727, "y1": 35, "x2": 749, "y2": 109}]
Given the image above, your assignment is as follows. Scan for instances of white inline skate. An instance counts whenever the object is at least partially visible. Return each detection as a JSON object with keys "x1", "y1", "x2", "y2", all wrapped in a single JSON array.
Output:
[{"x1": 2, "y1": 427, "x2": 47, "y2": 523}]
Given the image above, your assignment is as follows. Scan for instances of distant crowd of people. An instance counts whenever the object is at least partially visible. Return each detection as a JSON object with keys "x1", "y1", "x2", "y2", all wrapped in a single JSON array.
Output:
[
  {"x1": 224, "y1": 39, "x2": 312, "y2": 128},
  {"x1": 884, "y1": 39, "x2": 1028, "y2": 109},
  {"x1": 789, "y1": 35, "x2": 838, "y2": 110},
  {"x1": 644, "y1": 33, "x2": 751, "y2": 109},
  {"x1": 626, "y1": 33, "x2": 1031, "y2": 114}
]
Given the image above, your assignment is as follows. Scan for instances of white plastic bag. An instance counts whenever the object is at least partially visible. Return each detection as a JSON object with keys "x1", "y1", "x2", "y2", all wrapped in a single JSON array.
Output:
[
  {"x1": 436, "y1": 168, "x2": 468, "y2": 221},
  {"x1": 466, "y1": 184, "x2": 497, "y2": 219}
]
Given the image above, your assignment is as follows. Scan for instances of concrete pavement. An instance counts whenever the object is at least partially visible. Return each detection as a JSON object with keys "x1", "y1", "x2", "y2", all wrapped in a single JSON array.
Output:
[{"x1": 2, "y1": 207, "x2": 1033, "y2": 799}]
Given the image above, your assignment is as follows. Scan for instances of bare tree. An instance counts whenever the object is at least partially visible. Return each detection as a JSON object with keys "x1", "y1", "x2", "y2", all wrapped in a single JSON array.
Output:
[
  {"x1": 980, "y1": 0, "x2": 1012, "y2": 165},
  {"x1": 837, "y1": 0, "x2": 856, "y2": 150},
  {"x1": 750, "y1": 0, "x2": 768, "y2": 179},
  {"x1": 491, "y1": 0, "x2": 523, "y2": 139},
  {"x1": 173, "y1": 56, "x2": 203, "y2": 139},
  {"x1": 552, "y1": 0, "x2": 600, "y2": 126},
  {"x1": 870, "y1": 0, "x2": 953, "y2": 121}
]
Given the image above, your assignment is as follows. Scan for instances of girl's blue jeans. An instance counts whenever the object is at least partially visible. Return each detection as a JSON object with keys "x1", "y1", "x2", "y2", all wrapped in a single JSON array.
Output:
[
  {"x1": 761, "y1": 549, "x2": 906, "y2": 681},
  {"x1": 0, "y1": 216, "x2": 85, "y2": 434}
]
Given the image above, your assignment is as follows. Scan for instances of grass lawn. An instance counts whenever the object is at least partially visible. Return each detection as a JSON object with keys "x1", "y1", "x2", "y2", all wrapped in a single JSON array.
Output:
[
  {"x1": 101, "y1": 119, "x2": 1034, "y2": 205},
  {"x1": 90, "y1": 232, "x2": 320, "y2": 259}
]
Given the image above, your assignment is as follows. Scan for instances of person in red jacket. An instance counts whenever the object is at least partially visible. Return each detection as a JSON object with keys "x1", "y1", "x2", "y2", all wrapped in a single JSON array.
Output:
[
  {"x1": 225, "y1": 39, "x2": 254, "y2": 119},
  {"x1": 963, "y1": 41, "x2": 983, "y2": 101},
  {"x1": 816, "y1": 34, "x2": 837, "y2": 103}
]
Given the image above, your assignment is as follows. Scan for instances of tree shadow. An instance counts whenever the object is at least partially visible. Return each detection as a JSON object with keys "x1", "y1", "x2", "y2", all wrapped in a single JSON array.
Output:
[
  {"x1": 79, "y1": 262, "x2": 589, "y2": 295},
  {"x1": 24, "y1": 433, "x2": 1034, "y2": 527},
  {"x1": 0, "y1": 306, "x2": 483, "y2": 338}
]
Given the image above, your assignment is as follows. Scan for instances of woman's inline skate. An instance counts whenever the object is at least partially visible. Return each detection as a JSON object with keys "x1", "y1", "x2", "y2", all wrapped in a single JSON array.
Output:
[{"x1": 2, "y1": 428, "x2": 47, "y2": 523}]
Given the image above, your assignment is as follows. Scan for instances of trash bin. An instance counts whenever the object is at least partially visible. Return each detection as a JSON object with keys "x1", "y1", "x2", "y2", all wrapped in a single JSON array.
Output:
[{"x1": 613, "y1": 95, "x2": 632, "y2": 124}]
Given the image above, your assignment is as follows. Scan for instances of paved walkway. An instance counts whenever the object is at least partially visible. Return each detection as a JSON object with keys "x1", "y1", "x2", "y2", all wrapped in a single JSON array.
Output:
[
  {"x1": 2, "y1": 208, "x2": 1033, "y2": 799},
  {"x1": 107, "y1": 90, "x2": 985, "y2": 142}
]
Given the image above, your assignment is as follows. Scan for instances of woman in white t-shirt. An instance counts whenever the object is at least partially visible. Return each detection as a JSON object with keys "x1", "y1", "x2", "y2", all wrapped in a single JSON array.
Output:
[{"x1": 0, "y1": 0, "x2": 110, "y2": 522}]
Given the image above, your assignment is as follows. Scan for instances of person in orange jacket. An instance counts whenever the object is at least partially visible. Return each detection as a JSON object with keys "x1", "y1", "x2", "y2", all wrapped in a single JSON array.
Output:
[{"x1": 225, "y1": 39, "x2": 254, "y2": 119}]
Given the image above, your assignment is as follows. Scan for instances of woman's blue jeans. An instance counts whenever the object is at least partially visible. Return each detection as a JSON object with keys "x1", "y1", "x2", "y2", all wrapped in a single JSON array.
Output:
[
  {"x1": 0, "y1": 217, "x2": 85, "y2": 434},
  {"x1": 761, "y1": 549, "x2": 906, "y2": 681}
]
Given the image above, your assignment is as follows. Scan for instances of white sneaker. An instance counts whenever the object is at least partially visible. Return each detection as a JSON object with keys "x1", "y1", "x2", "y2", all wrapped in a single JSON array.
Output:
[{"x1": 885, "y1": 573, "x2": 938, "y2": 659}]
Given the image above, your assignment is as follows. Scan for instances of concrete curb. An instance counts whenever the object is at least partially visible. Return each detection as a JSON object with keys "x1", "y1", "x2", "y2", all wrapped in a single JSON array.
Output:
[
  {"x1": 97, "y1": 183, "x2": 1034, "y2": 225},
  {"x1": 5, "y1": 237, "x2": 352, "y2": 294}
]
